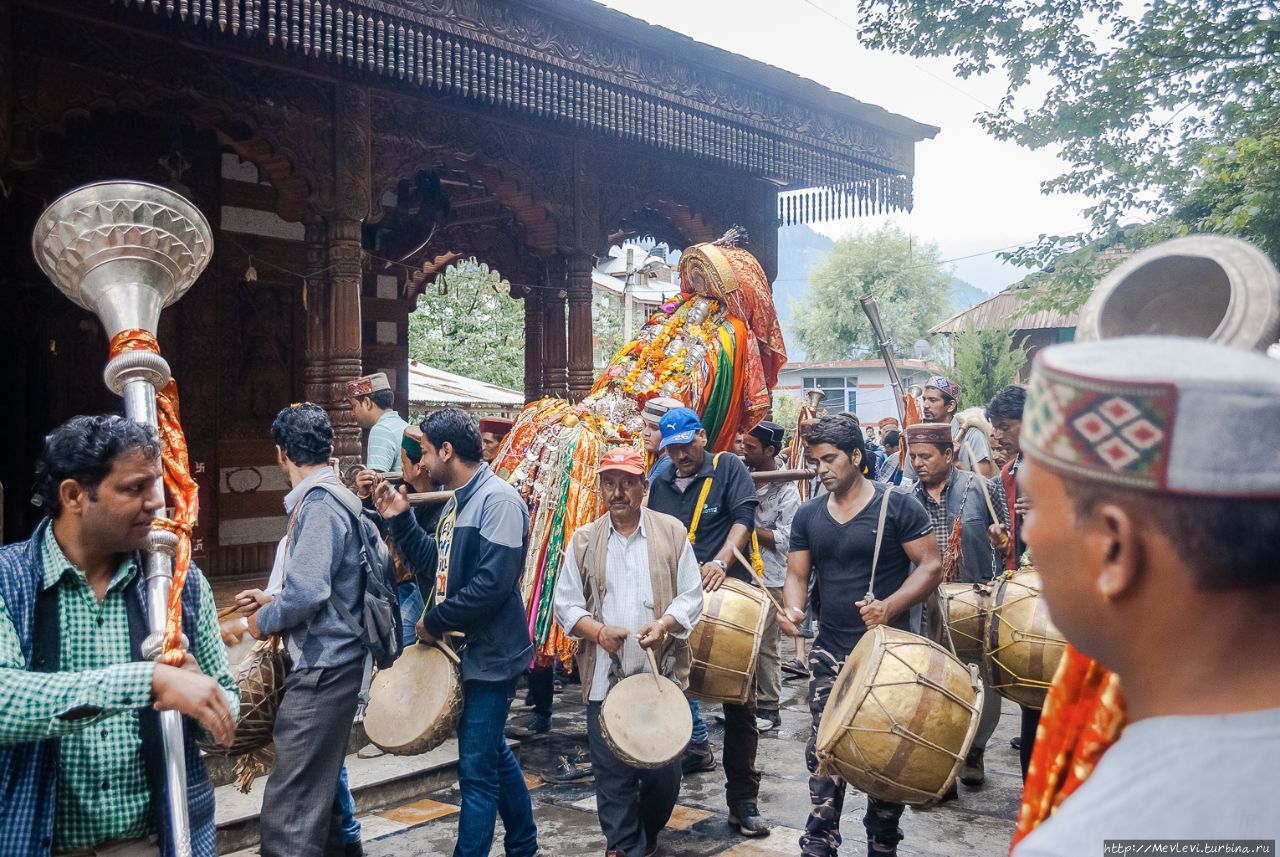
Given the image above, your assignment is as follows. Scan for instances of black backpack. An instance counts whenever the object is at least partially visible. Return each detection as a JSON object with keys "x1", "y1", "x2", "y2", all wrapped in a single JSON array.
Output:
[{"x1": 307, "y1": 483, "x2": 404, "y2": 674}]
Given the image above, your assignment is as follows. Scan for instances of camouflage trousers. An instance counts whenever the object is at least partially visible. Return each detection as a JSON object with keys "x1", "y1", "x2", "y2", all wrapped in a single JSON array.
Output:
[{"x1": 800, "y1": 645, "x2": 905, "y2": 857}]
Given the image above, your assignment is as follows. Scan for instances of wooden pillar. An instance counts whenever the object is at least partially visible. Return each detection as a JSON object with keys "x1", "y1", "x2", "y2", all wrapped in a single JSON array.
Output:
[
  {"x1": 326, "y1": 217, "x2": 364, "y2": 461},
  {"x1": 542, "y1": 263, "x2": 568, "y2": 398},
  {"x1": 327, "y1": 83, "x2": 371, "y2": 463},
  {"x1": 522, "y1": 286, "x2": 544, "y2": 402},
  {"x1": 566, "y1": 251, "x2": 594, "y2": 400},
  {"x1": 303, "y1": 219, "x2": 330, "y2": 407}
]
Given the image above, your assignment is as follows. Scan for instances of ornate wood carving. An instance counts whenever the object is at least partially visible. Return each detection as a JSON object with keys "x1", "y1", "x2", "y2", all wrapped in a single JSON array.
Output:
[
  {"x1": 61, "y1": 0, "x2": 927, "y2": 220},
  {"x1": 541, "y1": 260, "x2": 568, "y2": 398},
  {"x1": 522, "y1": 285, "x2": 544, "y2": 402},
  {"x1": 327, "y1": 216, "x2": 365, "y2": 462}
]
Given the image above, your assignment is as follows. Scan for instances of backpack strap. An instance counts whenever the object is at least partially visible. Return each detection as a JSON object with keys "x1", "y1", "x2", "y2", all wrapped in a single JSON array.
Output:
[{"x1": 687, "y1": 452, "x2": 723, "y2": 545}]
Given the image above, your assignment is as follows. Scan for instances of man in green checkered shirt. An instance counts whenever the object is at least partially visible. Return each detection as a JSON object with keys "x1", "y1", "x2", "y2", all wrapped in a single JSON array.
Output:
[{"x1": 0, "y1": 415, "x2": 237, "y2": 856}]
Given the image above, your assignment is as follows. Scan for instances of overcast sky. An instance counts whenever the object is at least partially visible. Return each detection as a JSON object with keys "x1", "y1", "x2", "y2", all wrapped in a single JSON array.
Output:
[{"x1": 595, "y1": 0, "x2": 1096, "y2": 293}]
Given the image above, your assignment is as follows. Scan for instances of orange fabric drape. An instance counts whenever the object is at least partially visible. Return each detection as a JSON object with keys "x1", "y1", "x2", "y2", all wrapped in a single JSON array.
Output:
[
  {"x1": 1012, "y1": 645, "x2": 1126, "y2": 849},
  {"x1": 109, "y1": 329, "x2": 200, "y2": 667}
]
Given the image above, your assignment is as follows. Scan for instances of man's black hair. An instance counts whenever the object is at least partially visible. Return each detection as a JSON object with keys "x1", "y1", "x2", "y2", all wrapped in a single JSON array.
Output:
[
  {"x1": 271, "y1": 403, "x2": 334, "y2": 467},
  {"x1": 986, "y1": 385, "x2": 1027, "y2": 422},
  {"x1": 807, "y1": 413, "x2": 865, "y2": 458},
  {"x1": 365, "y1": 389, "x2": 395, "y2": 411},
  {"x1": 882, "y1": 429, "x2": 901, "y2": 450},
  {"x1": 35, "y1": 415, "x2": 161, "y2": 518},
  {"x1": 1068, "y1": 480, "x2": 1280, "y2": 592},
  {"x1": 424, "y1": 407, "x2": 483, "y2": 464}
]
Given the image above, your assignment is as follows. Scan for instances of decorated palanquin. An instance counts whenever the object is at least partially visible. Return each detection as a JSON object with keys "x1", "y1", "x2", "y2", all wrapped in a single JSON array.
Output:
[{"x1": 491, "y1": 233, "x2": 786, "y2": 667}]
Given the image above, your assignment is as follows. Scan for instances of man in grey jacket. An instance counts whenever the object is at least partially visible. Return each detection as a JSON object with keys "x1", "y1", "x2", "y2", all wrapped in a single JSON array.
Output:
[{"x1": 236, "y1": 404, "x2": 371, "y2": 857}]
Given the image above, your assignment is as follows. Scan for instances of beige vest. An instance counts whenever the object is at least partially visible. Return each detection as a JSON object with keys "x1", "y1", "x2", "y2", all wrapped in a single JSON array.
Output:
[{"x1": 570, "y1": 507, "x2": 693, "y2": 703}]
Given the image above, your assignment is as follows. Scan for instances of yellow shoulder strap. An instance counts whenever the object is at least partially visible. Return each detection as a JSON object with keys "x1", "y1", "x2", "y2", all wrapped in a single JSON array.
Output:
[{"x1": 687, "y1": 452, "x2": 723, "y2": 544}]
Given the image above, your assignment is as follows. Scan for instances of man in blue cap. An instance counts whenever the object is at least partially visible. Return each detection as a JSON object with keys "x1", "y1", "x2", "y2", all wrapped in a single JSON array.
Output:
[{"x1": 645, "y1": 408, "x2": 771, "y2": 838}]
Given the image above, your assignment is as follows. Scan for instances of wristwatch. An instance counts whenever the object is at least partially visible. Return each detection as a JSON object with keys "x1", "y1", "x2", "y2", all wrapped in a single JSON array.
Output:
[{"x1": 711, "y1": 559, "x2": 727, "y2": 571}]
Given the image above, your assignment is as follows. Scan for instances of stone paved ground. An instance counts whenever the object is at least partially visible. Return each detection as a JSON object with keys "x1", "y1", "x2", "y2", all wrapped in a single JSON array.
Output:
[{"x1": 356, "y1": 674, "x2": 1023, "y2": 857}]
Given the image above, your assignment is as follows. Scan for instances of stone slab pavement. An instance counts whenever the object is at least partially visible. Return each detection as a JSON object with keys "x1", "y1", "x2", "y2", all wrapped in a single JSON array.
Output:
[{"x1": 226, "y1": 671, "x2": 1023, "y2": 856}]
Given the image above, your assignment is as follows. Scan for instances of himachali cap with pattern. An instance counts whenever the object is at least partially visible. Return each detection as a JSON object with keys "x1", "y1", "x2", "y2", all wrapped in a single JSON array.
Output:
[
  {"x1": 926, "y1": 375, "x2": 962, "y2": 402},
  {"x1": 1023, "y1": 336, "x2": 1280, "y2": 497},
  {"x1": 642, "y1": 396, "x2": 686, "y2": 426},
  {"x1": 346, "y1": 372, "x2": 390, "y2": 398},
  {"x1": 904, "y1": 422, "x2": 954, "y2": 448}
]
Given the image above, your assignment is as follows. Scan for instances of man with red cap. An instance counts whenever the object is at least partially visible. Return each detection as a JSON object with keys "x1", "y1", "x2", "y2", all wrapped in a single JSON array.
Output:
[
  {"x1": 555, "y1": 446, "x2": 704, "y2": 857},
  {"x1": 478, "y1": 417, "x2": 513, "y2": 465}
]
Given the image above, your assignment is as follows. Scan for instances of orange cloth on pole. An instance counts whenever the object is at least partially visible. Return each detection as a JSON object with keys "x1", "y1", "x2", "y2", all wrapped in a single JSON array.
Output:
[
  {"x1": 109, "y1": 329, "x2": 200, "y2": 668},
  {"x1": 1011, "y1": 645, "x2": 1126, "y2": 849}
]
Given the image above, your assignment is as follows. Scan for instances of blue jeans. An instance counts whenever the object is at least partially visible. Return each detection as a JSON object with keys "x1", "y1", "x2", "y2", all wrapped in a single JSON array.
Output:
[
  {"x1": 336, "y1": 764, "x2": 360, "y2": 844},
  {"x1": 689, "y1": 698, "x2": 709, "y2": 745},
  {"x1": 455, "y1": 678, "x2": 538, "y2": 857},
  {"x1": 398, "y1": 581, "x2": 425, "y2": 647}
]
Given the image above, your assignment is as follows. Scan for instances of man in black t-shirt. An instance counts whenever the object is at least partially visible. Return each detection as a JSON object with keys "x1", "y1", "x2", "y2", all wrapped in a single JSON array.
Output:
[
  {"x1": 647, "y1": 408, "x2": 770, "y2": 839},
  {"x1": 780, "y1": 414, "x2": 942, "y2": 857}
]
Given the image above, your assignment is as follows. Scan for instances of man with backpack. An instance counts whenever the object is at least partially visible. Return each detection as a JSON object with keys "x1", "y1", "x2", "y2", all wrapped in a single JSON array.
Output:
[
  {"x1": 237, "y1": 403, "x2": 399, "y2": 857},
  {"x1": 371, "y1": 408, "x2": 539, "y2": 857}
]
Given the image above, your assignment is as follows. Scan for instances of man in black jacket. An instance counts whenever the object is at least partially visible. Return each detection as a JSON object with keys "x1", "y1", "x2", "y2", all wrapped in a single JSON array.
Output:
[{"x1": 372, "y1": 408, "x2": 538, "y2": 857}]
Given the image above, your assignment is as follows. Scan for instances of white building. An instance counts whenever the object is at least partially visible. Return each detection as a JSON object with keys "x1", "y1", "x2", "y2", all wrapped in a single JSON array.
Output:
[{"x1": 774, "y1": 358, "x2": 943, "y2": 426}]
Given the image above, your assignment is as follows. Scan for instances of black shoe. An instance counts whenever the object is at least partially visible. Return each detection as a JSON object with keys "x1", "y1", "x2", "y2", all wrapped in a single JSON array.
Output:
[
  {"x1": 542, "y1": 754, "x2": 593, "y2": 783},
  {"x1": 938, "y1": 780, "x2": 959, "y2": 804},
  {"x1": 960, "y1": 748, "x2": 985, "y2": 786},
  {"x1": 867, "y1": 838, "x2": 897, "y2": 856},
  {"x1": 1011, "y1": 735, "x2": 1022, "y2": 750},
  {"x1": 728, "y1": 802, "x2": 770, "y2": 837},
  {"x1": 780, "y1": 658, "x2": 810, "y2": 678},
  {"x1": 506, "y1": 712, "x2": 552, "y2": 739},
  {"x1": 343, "y1": 842, "x2": 364, "y2": 857},
  {"x1": 681, "y1": 741, "x2": 716, "y2": 774}
]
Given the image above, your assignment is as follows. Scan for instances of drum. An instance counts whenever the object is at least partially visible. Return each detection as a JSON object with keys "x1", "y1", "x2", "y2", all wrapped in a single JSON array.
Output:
[
  {"x1": 600, "y1": 671, "x2": 693, "y2": 769},
  {"x1": 815, "y1": 626, "x2": 981, "y2": 807},
  {"x1": 201, "y1": 636, "x2": 285, "y2": 756},
  {"x1": 939, "y1": 582, "x2": 992, "y2": 665},
  {"x1": 687, "y1": 577, "x2": 769, "y2": 704},
  {"x1": 364, "y1": 643, "x2": 463, "y2": 755},
  {"x1": 985, "y1": 569, "x2": 1067, "y2": 710}
]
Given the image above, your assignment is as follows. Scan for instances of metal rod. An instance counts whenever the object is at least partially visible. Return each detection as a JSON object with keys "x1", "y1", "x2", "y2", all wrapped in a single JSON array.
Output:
[
  {"x1": 122, "y1": 377, "x2": 193, "y2": 857},
  {"x1": 859, "y1": 294, "x2": 907, "y2": 424}
]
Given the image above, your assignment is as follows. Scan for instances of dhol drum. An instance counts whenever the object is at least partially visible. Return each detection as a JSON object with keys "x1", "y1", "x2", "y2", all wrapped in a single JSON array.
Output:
[
  {"x1": 938, "y1": 581, "x2": 993, "y2": 665},
  {"x1": 815, "y1": 626, "x2": 982, "y2": 807},
  {"x1": 600, "y1": 666, "x2": 693, "y2": 769},
  {"x1": 687, "y1": 577, "x2": 769, "y2": 704},
  {"x1": 985, "y1": 569, "x2": 1067, "y2": 710},
  {"x1": 364, "y1": 642, "x2": 463, "y2": 755},
  {"x1": 201, "y1": 636, "x2": 286, "y2": 756}
]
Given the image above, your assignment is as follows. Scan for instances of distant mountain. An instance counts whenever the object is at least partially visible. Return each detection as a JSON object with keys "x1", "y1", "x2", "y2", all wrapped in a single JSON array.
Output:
[
  {"x1": 949, "y1": 277, "x2": 989, "y2": 314},
  {"x1": 774, "y1": 224, "x2": 835, "y2": 360}
]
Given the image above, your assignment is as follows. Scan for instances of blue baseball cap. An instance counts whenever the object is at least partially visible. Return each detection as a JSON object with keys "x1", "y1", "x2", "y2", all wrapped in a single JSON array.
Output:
[{"x1": 658, "y1": 407, "x2": 704, "y2": 449}]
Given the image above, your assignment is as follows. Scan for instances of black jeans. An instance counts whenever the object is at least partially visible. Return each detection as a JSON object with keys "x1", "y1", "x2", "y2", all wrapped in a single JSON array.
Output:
[
  {"x1": 527, "y1": 664, "x2": 554, "y2": 718},
  {"x1": 587, "y1": 702, "x2": 682, "y2": 857},
  {"x1": 722, "y1": 685, "x2": 761, "y2": 809},
  {"x1": 1020, "y1": 706, "x2": 1041, "y2": 779},
  {"x1": 801, "y1": 646, "x2": 904, "y2": 857}
]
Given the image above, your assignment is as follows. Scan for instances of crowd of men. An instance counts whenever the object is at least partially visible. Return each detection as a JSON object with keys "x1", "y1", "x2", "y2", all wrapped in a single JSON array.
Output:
[{"x1": 0, "y1": 336, "x2": 1276, "y2": 857}]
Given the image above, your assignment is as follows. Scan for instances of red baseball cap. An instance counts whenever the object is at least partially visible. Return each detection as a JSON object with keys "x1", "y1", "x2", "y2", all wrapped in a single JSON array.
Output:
[{"x1": 598, "y1": 446, "x2": 646, "y2": 476}]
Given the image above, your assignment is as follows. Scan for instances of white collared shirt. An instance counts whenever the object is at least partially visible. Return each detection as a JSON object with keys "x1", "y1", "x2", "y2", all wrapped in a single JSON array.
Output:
[{"x1": 554, "y1": 514, "x2": 704, "y2": 701}]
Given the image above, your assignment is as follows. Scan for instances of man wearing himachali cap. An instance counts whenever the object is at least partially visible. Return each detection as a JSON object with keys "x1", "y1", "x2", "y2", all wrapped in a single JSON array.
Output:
[
  {"x1": 1010, "y1": 337, "x2": 1280, "y2": 855},
  {"x1": 554, "y1": 446, "x2": 704, "y2": 857}
]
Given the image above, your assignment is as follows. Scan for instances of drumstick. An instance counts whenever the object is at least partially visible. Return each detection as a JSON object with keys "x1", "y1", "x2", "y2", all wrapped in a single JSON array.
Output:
[
  {"x1": 729, "y1": 544, "x2": 787, "y2": 618},
  {"x1": 433, "y1": 639, "x2": 461, "y2": 666},
  {"x1": 644, "y1": 646, "x2": 663, "y2": 693},
  {"x1": 217, "y1": 604, "x2": 243, "y2": 621},
  {"x1": 963, "y1": 438, "x2": 1002, "y2": 525}
]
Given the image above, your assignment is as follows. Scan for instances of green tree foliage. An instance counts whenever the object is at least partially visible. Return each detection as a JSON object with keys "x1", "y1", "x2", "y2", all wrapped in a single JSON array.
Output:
[
  {"x1": 407, "y1": 260, "x2": 525, "y2": 391},
  {"x1": 770, "y1": 393, "x2": 805, "y2": 437},
  {"x1": 856, "y1": 0, "x2": 1280, "y2": 298},
  {"x1": 790, "y1": 225, "x2": 952, "y2": 360},
  {"x1": 1178, "y1": 134, "x2": 1280, "y2": 260},
  {"x1": 950, "y1": 321, "x2": 1028, "y2": 411}
]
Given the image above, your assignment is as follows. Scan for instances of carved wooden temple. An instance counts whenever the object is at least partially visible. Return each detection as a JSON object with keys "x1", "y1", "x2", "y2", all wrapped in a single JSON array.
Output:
[{"x1": 0, "y1": 0, "x2": 936, "y2": 574}]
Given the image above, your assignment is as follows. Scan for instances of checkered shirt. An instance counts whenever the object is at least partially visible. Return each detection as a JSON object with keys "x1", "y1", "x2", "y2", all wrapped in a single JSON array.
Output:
[
  {"x1": 913, "y1": 480, "x2": 953, "y2": 556},
  {"x1": 0, "y1": 527, "x2": 235, "y2": 852}
]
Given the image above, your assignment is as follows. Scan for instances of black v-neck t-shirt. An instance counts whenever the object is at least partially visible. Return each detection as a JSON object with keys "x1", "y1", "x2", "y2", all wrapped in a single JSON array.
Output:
[{"x1": 789, "y1": 481, "x2": 933, "y2": 657}]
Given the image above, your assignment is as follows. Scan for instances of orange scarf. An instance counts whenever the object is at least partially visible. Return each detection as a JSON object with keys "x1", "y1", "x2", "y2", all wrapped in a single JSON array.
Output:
[{"x1": 109, "y1": 330, "x2": 200, "y2": 667}]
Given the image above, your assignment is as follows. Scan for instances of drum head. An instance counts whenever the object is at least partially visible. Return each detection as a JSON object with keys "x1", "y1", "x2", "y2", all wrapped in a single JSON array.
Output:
[
  {"x1": 814, "y1": 627, "x2": 886, "y2": 756},
  {"x1": 600, "y1": 672, "x2": 693, "y2": 768},
  {"x1": 364, "y1": 644, "x2": 459, "y2": 754}
]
